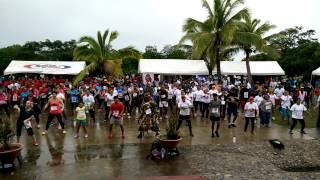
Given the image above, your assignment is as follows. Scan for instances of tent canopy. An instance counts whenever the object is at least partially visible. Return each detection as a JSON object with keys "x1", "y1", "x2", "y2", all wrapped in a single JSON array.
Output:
[
  {"x1": 138, "y1": 59, "x2": 209, "y2": 75},
  {"x1": 312, "y1": 67, "x2": 320, "y2": 76},
  {"x1": 213, "y1": 61, "x2": 285, "y2": 76},
  {"x1": 4, "y1": 60, "x2": 86, "y2": 75}
]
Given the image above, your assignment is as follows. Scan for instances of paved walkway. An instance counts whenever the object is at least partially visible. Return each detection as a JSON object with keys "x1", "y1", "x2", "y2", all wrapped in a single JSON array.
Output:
[{"x1": 0, "y1": 111, "x2": 317, "y2": 179}]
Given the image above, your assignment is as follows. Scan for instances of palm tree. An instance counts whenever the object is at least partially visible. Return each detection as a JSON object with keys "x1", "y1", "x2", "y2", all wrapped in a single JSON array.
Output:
[
  {"x1": 235, "y1": 15, "x2": 278, "y2": 88},
  {"x1": 73, "y1": 29, "x2": 141, "y2": 85},
  {"x1": 180, "y1": 0, "x2": 249, "y2": 80}
]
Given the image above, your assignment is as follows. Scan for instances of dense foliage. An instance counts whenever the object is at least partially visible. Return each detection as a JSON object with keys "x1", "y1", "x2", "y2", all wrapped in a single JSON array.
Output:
[
  {"x1": 0, "y1": 40, "x2": 76, "y2": 73},
  {"x1": 250, "y1": 26, "x2": 320, "y2": 80}
]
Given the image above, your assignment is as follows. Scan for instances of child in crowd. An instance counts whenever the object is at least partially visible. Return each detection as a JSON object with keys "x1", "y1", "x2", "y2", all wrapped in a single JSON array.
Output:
[{"x1": 74, "y1": 102, "x2": 88, "y2": 138}]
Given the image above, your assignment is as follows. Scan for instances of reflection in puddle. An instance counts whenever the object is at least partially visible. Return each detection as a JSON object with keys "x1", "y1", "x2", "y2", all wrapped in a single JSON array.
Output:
[{"x1": 45, "y1": 133, "x2": 65, "y2": 166}]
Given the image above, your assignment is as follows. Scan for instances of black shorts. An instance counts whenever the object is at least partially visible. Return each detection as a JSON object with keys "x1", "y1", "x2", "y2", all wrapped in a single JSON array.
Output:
[
  {"x1": 210, "y1": 116, "x2": 220, "y2": 122},
  {"x1": 179, "y1": 115, "x2": 190, "y2": 121},
  {"x1": 227, "y1": 108, "x2": 238, "y2": 116}
]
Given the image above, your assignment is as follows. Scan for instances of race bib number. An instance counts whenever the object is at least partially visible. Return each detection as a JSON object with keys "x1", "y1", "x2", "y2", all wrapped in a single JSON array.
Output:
[
  {"x1": 212, "y1": 108, "x2": 219, "y2": 113},
  {"x1": 41, "y1": 94, "x2": 47, "y2": 98},
  {"x1": 113, "y1": 110, "x2": 119, "y2": 117},
  {"x1": 145, "y1": 108, "x2": 152, "y2": 115},
  {"x1": 161, "y1": 101, "x2": 168, "y2": 106},
  {"x1": 168, "y1": 94, "x2": 173, "y2": 99},
  {"x1": 266, "y1": 105, "x2": 272, "y2": 110},
  {"x1": 50, "y1": 106, "x2": 58, "y2": 111},
  {"x1": 161, "y1": 95, "x2": 166, "y2": 98},
  {"x1": 244, "y1": 92, "x2": 249, "y2": 99},
  {"x1": 133, "y1": 93, "x2": 137, "y2": 97},
  {"x1": 125, "y1": 95, "x2": 130, "y2": 101},
  {"x1": 12, "y1": 95, "x2": 18, "y2": 101},
  {"x1": 221, "y1": 101, "x2": 226, "y2": 105},
  {"x1": 71, "y1": 96, "x2": 78, "y2": 103}
]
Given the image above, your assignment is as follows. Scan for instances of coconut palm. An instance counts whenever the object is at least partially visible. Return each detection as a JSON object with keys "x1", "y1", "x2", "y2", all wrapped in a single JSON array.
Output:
[
  {"x1": 180, "y1": 0, "x2": 249, "y2": 80},
  {"x1": 73, "y1": 29, "x2": 141, "y2": 85},
  {"x1": 235, "y1": 15, "x2": 278, "y2": 88}
]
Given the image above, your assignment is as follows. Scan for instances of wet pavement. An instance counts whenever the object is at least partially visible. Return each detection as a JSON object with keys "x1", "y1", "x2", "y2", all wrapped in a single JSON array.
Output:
[{"x1": 0, "y1": 110, "x2": 318, "y2": 179}]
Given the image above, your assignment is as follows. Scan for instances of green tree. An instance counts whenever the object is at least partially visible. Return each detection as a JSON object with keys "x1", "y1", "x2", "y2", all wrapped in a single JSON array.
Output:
[
  {"x1": 236, "y1": 15, "x2": 278, "y2": 87},
  {"x1": 270, "y1": 26, "x2": 318, "y2": 53},
  {"x1": 143, "y1": 46, "x2": 163, "y2": 59},
  {"x1": 180, "y1": 0, "x2": 249, "y2": 79},
  {"x1": 73, "y1": 29, "x2": 141, "y2": 85},
  {"x1": 249, "y1": 27, "x2": 319, "y2": 80},
  {"x1": 161, "y1": 45, "x2": 192, "y2": 59}
]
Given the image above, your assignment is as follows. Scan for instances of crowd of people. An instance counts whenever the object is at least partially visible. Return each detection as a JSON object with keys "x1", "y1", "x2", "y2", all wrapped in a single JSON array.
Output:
[{"x1": 0, "y1": 74, "x2": 318, "y2": 146}]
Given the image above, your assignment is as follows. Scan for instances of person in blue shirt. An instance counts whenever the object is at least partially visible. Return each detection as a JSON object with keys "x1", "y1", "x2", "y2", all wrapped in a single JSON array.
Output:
[
  {"x1": 20, "y1": 88, "x2": 29, "y2": 104},
  {"x1": 69, "y1": 87, "x2": 80, "y2": 114},
  {"x1": 116, "y1": 85, "x2": 125, "y2": 102}
]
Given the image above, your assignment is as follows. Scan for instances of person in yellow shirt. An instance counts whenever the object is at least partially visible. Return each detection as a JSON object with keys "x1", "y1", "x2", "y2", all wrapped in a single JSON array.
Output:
[{"x1": 74, "y1": 102, "x2": 88, "y2": 138}]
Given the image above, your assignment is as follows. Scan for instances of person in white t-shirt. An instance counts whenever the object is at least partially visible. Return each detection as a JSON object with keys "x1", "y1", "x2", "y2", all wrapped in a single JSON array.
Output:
[
  {"x1": 244, "y1": 97, "x2": 259, "y2": 134},
  {"x1": 280, "y1": 91, "x2": 293, "y2": 122},
  {"x1": 290, "y1": 98, "x2": 307, "y2": 134},
  {"x1": 193, "y1": 86, "x2": 203, "y2": 114},
  {"x1": 82, "y1": 90, "x2": 96, "y2": 126},
  {"x1": 176, "y1": 95, "x2": 194, "y2": 136},
  {"x1": 201, "y1": 88, "x2": 211, "y2": 118}
]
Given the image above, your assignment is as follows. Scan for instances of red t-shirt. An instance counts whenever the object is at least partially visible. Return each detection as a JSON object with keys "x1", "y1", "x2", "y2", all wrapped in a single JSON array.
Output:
[{"x1": 110, "y1": 101, "x2": 124, "y2": 117}]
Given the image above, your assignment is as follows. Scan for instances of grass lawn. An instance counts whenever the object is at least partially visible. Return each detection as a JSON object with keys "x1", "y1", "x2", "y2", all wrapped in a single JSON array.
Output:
[{"x1": 272, "y1": 106, "x2": 319, "y2": 128}]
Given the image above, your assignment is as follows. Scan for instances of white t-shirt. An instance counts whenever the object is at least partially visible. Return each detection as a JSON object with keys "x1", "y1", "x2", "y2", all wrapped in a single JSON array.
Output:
[
  {"x1": 201, "y1": 93, "x2": 211, "y2": 103},
  {"x1": 105, "y1": 93, "x2": 114, "y2": 106},
  {"x1": 178, "y1": 100, "x2": 193, "y2": 116},
  {"x1": 268, "y1": 94, "x2": 278, "y2": 105},
  {"x1": 281, "y1": 95, "x2": 292, "y2": 109},
  {"x1": 290, "y1": 104, "x2": 307, "y2": 119},
  {"x1": 244, "y1": 102, "x2": 259, "y2": 117},
  {"x1": 194, "y1": 90, "x2": 204, "y2": 102},
  {"x1": 254, "y1": 96, "x2": 264, "y2": 106},
  {"x1": 82, "y1": 95, "x2": 95, "y2": 108},
  {"x1": 274, "y1": 88, "x2": 285, "y2": 97}
]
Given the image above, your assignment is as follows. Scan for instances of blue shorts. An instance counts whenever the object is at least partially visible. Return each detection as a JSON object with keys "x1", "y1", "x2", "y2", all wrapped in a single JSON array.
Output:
[{"x1": 280, "y1": 108, "x2": 291, "y2": 118}]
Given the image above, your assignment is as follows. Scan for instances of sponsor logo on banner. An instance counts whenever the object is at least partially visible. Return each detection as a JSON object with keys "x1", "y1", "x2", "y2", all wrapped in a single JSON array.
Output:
[{"x1": 24, "y1": 64, "x2": 71, "y2": 69}]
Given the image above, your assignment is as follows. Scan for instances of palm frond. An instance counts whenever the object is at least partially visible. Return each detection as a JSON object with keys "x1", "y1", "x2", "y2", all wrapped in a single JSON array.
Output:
[
  {"x1": 72, "y1": 62, "x2": 98, "y2": 85},
  {"x1": 202, "y1": 0, "x2": 214, "y2": 17},
  {"x1": 108, "y1": 31, "x2": 119, "y2": 48}
]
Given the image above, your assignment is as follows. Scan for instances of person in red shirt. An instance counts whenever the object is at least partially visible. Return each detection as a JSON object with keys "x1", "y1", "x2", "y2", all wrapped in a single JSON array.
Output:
[
  {"x1": 10, "y1": 86, "x2": 20, "y2": 107},
  {"x1": 42, "y1": 91, "x2": 66, "y2": 135},
  {"x1": 108, "y1": 96, "x2": 125, "y2": 139}
]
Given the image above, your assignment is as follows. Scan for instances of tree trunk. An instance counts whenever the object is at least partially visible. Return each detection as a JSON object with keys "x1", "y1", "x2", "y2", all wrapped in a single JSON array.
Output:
[
  {"x1": 216, "y1": 46, "x2": 221, "y2": 83},
  {"x1": 245, "y1": 49, "x2": 254, "y2": 89}
]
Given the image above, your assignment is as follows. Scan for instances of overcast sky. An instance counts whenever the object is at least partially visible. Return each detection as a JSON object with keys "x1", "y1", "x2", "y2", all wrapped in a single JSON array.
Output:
[{"x1": 1, "y1": 0, "x2": 319, "y2": 52}]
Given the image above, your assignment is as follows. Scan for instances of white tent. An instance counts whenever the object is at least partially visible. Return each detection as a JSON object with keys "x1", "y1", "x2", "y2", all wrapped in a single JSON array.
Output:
[
  {"x1": 4, "y1": 60, "x2": 86, "y2": 75},
  {"x1": 213, "y1": 61, "x2": 285, "y2": 76},
  {"x1": 138, "y1": 59, "x2": 209, "y2": 75},
  {"x1": 312, "y1": 67, "x2": 320, "y2": 76}
]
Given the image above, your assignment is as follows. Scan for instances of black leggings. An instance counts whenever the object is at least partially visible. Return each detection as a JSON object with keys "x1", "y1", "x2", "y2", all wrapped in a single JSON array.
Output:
[
  {"x1": 290, "y1": 118, "x2": 305, "y2": 132},
  {"x1": 124, "y1": 102, "x2": 131, "y2": 114},
  {"x1": 88, "y1": 109, "x2": 96, "y2": 122},
  {"x1": 176, "y1": 115, "x2": 192, "y2": 135},
  {"x1": 244, "y1": 117, "x2": 255, "y2": 133},
  {"x1": 194, "y1": 101, "x2": 202, "y2": 112},
  {"x1": 46, "y1": 114, "x2": 64, "y2": 130},
  {"x1": 201, "y1": 103, "x2": 209, "y2": 118},
  {"x1": 105, "y1": 105, "x2": 110, "y2": 120}
]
